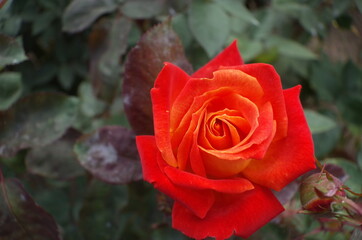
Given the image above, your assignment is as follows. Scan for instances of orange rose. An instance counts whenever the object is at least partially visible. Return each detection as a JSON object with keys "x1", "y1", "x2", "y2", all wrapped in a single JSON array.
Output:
[{"x1": 136, "y1": 41, "x2": 316, "y2": 239}]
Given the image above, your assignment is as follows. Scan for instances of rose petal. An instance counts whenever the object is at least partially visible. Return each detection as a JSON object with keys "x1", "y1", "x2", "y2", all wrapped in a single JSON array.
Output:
[
  {"x1": 200, "y1": 102, "x2": 275, "y2": 160},
  {"x1": 151, "y1": 63, "x2": 191, "y2": 167},
  {"x1": 224, "y1": 64, "x2": 289, "y2": 141},
  {"x1": 242, "y1": 86, "x2": 316, "y2": 191},
  {"x1": 164, "y1": 165, "x2": 254, "y2": 194},
  {"x1": 199, "y1": 105, "x2": 256, "y2": 151},
  {"x1": 136, "y1": 136, "x2": 215, "y2": 218},
  {"x1": 171, "y1": 70, "x2": 263, "y2": 131},
  {"x1": 171, "y1": 69, "x2": 263, "y2": 152},
  {"x1": 192, "y1": 40, "x2": 243, "y2": 78},
  {"x1": 189, "y1": 139, "x2": 207, "y2": 176},
  {"x1": 172, "y1": 185, "x2": 284, "y2": 240},
  {"x1": 173, "y1": 102, "x2": 206, "y2": 171}
]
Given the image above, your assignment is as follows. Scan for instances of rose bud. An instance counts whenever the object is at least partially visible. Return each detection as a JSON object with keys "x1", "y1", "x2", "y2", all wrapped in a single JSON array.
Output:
[{"x1": 300, "y1": 172, "x2": 346, "y2": 213}]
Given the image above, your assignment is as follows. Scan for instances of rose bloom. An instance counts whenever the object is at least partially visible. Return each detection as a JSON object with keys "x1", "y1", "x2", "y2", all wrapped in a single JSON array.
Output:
[{"x1": 136, "y1": 41, "x2": 315, "y2": 240}]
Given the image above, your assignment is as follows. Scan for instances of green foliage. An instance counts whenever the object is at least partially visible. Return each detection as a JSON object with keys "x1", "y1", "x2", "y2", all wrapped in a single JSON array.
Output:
[
  {"x1": 62, "y1": 0, "x2": 121, "y2": 33},
  {"x1": 0, "y1": 35, "x2": 27, "y2": 67},
  {"x1": 0, "y1": 93, "x2": 79, "y2": 157},
  {"x1": 188, "y1": 0, "x2": 230, "y2": 57},
  {"x1": 305, "y1": 110, "x2": 337, "y2": 135},
  {"x1": 0, "y1": 0, "x2": 361, "y2": 239},
  {"x1": 0, "y1": 72, "x2": 22, "y2": 110}
]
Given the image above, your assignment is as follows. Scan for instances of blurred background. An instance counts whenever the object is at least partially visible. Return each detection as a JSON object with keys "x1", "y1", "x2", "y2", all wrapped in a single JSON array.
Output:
[{"x1": 0, "y1": 0, "x2": 361, "y2": 239}]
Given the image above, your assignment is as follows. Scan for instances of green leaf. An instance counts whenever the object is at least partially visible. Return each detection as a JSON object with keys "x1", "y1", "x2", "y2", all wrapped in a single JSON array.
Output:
[
  {"x1": 313, "y1": 127, "x2": 341, "y2": 158},
  {"x1": 0, "y1": 72, "x2": 22, "y2": 110},
  {"x1": 74, "y1": 126, "x2": 142, "y2": 184},
  {"x1": 32, "y1": 12, "x2": 56, "y2": 35},
  {"x1": 0, "y1": 35, "x2": 27, "y2": 67},
  {"x1": 0, "y1": 172, "x2": 61, "y2": 240},
  {"x1": 272, "y1": 1, "x2": 321, "y2": 35},
  {"x1": 89, "y1": 15, "x2": 132, "y2": 102},
  {"x1": 356, "y1": 0, "x2": 362, "y2": 13},
  {"x1": 152, "y1": 227, "x2": 190, "y2": 240},
  {"x1": 299, "y1": 7, "x2": 320, "y2": 35},
  {"x1": 0, "y1": 0, "x2": 22, "y2": 36},
  {"x1": 0, "y1": 92, "x2": 79, "y2": 157},
  {"x1": 253, "y1": 9, "x2": 278, "y2": 41},
  {"x1": 304, "y1": 110, "x2": 337, "y2": 134},
  {"x1": 172, "y1": 14, "x2": 193, "y2": 48},
  {"x1": 268, "y1": 36, "x2": 317, "y2": 60},
  {"x1": 332, "y1": 0, "x2": 352, "y2": 17},
  {"x1": 337, "y1": 62, "x2": 362, "y2": 126},
  {"x1": 215, "y1": 0, "x2": 258, "y2": 25},
  {"x1": 78, "y1": 82, "x2": 106, "y2": 117},
  {"x1": 338, "y1": 95, "x2": 362, "y2": 126},
  {"x1": 123, "y1": 21, "x2": 192, "y2": 135},
  {"x1": 79, "y1": 180, "x2": 128, "y2": 240},
  {"x1": 236, "y1": 37, "x2": 263, "y2": 62},
  {"x1": 58, "y1": 64, "x2": 74, "y2": 90},
  {"x1": 188, "y1": 0, "x2": 230, "y2": 57},
  {"x1": 274, "y1": 1, "x2": 309, "y2": 15},
  {"x1": 309, "y1": 58, "x2": 343, "y2": 102},
  {"x1": 25, "y1": 129, "x2": 85, "y2": 180},
  {"x1": 62, "y1": 0, "x2": 119, "y2": 33},
  {"x1": 121, "y1": 0, "x2": 165, "y2": 19}
]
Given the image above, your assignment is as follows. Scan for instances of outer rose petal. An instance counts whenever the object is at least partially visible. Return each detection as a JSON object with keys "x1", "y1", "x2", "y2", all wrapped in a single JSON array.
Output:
[
  {"x1": 151, "y1": 63, "x2": 191, "y2": 167},
  {"x1": 172, "y1": 185, "x2": 284, "y2": 240},
  {"x1": 192, "y1": 40, "x2": 243, "y2": 78},
  {"x1": 242, "y1": 86, "x2": 316, "y2": 191},
  {"x1": 164, "y1": 165, "x2": 254, "y2": 194},
  {"x1": 136, "y1": 135, "x2": 215, "y2": 218}
]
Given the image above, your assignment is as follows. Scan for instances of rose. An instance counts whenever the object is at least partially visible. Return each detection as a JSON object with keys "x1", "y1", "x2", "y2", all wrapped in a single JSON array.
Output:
[{"x1": 136, "y1": 41, "x2": 316, "y2": 240}]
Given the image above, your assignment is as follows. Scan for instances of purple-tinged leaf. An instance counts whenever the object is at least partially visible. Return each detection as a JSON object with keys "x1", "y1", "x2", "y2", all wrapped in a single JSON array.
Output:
[
  {"x1": 273, "y1": 180, "x2": 299, "y2": 205},
  {"x1": 74, "y1": 126, "x2": 142, "y2": 184},
  {"x1": 302, "y1": 163, "x2": 348, "y2": 183},
  {"x1": 89, "y1": 15, "x2": 132, "y2": 103},
  {"x1": 122, "y1": 21, "x2": 193, "y2": 135},
  {"x1": 324, "y1": 163, "x2": 348, "y2": 182},
  {"x1": 0, "y1": 92, "x2": 79, "y2": 158},
  {"x1": 0, "y1": 0, "x2": 8, "y2": 9},
  {"x1": 25, "y1": 129, "x2": 84, "y2": 180},
  {"x1": 0, "y1": 171, "x2": 62, "y2": 240}
]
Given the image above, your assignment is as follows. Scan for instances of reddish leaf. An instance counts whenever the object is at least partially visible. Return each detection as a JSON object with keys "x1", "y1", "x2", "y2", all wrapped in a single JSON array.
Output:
[
  {"x1": 0, "y1": 0, "x2": 8, "y2": 9},
  {"x1": 74, "y1": 126, "x2": 142, "y2": 184},
  {"x1": 122, "y1": 21, "x2": 192, "y2": 135},
  {"x1": 273, "y1": 180, "x2": 299, "y2": 205},
  {"x1": 0, "y1": 171, "x2": 61, "y2": 240},
  {"x1": 324, "y1": 163, "x2": 348, "y2": 182}
]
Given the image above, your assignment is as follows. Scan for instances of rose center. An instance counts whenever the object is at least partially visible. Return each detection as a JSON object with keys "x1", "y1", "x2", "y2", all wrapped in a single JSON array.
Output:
[
  {"x1": 211, "y1": 119, "x2": 224, "y2": 136},
  {"x1": 200, "y1": 110, "x2": 251, "y2": 150}
]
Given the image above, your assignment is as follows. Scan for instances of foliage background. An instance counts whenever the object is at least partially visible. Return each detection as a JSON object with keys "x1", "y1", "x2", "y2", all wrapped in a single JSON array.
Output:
[{"x1": 0, "y1": 0, "x2": 362, "y2": 239}]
